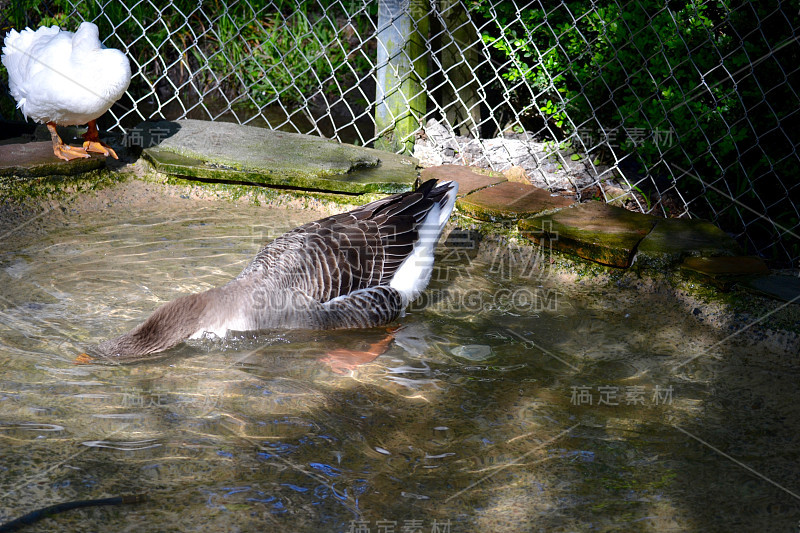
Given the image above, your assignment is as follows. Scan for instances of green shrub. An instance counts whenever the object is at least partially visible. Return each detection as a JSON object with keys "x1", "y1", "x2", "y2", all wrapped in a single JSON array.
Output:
[
  {"x1": 472, "y1": 0, "x2": 799, "y2": 262},
  {"x1": 473, "y1": 1, "x2": 736, "y2": 165}
]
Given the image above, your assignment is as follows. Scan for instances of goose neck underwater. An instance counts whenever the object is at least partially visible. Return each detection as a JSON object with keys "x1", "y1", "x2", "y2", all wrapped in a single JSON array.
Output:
[{"x1": 87, "y1": 179, "x2": 458, "y2": 360}]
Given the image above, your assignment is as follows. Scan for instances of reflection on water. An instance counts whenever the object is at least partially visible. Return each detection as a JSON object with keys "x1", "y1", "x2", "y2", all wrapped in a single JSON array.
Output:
[{"x1": 0, "y1": 196, "x2": 798, "y2": 531}]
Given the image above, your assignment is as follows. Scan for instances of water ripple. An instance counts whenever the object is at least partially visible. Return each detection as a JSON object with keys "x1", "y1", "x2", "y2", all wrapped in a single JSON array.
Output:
[
  {"x1": 0, "y1": 422, "x2": 65, "y2": 432},
  {"x1": 81, "y1": 438, "x2": 162, "y2": 450}
]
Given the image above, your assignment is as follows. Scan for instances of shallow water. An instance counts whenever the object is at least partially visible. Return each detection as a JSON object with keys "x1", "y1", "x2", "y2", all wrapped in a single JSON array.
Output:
[{"x1": 0, "y1": 198, "x2": 798, "y2": 532}]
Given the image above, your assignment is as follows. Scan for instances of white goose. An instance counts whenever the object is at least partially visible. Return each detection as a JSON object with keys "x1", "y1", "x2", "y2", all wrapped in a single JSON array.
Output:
[
  {"x1": 88, "y1": 179, "x2": 458, "y2": 359},
  {"x1": 2, "y1": 22, "x2": 131, "y2": 160}
]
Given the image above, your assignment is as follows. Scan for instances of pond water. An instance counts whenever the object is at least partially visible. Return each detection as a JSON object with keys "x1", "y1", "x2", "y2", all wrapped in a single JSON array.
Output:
[{"x1": 0, "y1": 194, "x2": 798, "y2": 532}]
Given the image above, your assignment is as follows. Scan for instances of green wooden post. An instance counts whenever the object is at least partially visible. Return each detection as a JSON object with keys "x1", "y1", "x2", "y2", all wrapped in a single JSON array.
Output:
[
  {"x1": 440, "y1": 0, "x2": 481, "y2": 138},
  {"x1": 374, "y1": 0, "x2": 429, "y2": 154}
]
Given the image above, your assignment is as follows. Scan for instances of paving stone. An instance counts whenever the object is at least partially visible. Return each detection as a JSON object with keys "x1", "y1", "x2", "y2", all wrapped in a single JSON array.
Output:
[
  {"x1": 680, "y1": 256, "x2": 769, "y2": 277},
  {"x1": 138, "y1": 119, "x2": 419, "y2": 194},
  {"x1": 637, "y1": 218, "x2": 743, "y2": 269},
  {"x1": 0, "y1": 141, "x2": 105, "y2": 177},
  {"x1": 739, "y1": 274, "x2": 800, "y2": 304},
  {"x1": 456, "y1": 181, "x2": 573, "y2": 221},
  {"x1": 520, "y1": 201, "x2": 657, "y2": 268},
  {"x1": 680, "y1": 256, "x2": 770, "y2": 289},
  {"x1": 420, "y1": 164, "x2": 505, "y2": 197}
]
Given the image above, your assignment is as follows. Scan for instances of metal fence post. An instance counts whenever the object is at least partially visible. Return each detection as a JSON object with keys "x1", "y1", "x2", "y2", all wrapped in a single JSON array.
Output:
[{"x1": 374, "y1": 0, "x2": 429, "y2": 154}]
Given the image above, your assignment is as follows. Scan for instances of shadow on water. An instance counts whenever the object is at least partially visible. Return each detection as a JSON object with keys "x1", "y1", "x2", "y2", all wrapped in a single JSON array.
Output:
[{"x1": 0, "y1": 193, "x2": 798, "y2": 531}]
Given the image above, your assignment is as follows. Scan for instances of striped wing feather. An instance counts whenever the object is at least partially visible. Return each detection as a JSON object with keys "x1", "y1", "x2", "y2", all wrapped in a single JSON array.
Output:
[{"x1": 237, "y1": 180, "x2": 447, "y2": 304}]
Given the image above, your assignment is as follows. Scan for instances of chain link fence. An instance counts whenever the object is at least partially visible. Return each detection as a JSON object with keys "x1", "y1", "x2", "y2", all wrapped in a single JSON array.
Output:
[{"x1": 2, "y1": 1, "x2": 798, "y2": 266}]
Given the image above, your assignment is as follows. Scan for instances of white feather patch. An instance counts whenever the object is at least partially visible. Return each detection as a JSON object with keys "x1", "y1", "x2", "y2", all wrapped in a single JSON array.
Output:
[{"x1": 389, "y1": 181, "x2": 458, "y2": 304}]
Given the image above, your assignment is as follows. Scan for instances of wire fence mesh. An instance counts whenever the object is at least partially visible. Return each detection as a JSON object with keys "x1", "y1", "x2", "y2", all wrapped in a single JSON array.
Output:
[{"x1": 1, "y1": 0, "x2": 798, "y2": 266}]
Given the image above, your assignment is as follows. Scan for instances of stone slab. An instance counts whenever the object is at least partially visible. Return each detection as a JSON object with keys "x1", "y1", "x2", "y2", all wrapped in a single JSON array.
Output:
[
  {"x1": 680, "y1": 256, "x2": 770, "y2": 290},
  {"x1": 637, "y1": 218, "x2": 743, "y2": 269},
  {"x1": 0, "y1": 141, "x2": 105, "y2": 177},
  {"x1": 681, "y1": 256, "x2": 769, "y2": 277},
  {"x1": 420, "y1": 164, "x2": 506, "y2": 197},
  {"x1": 739, "y1": 274, "x2": 800, "y2": 304},
  {"x1": 456, "y1": 181, "x2": 573, "y2": 221},
  {"x1": 520, "y1": 201, "x2": 657, "y2": 268},
  {"x1": 137, "y1": 119, "x2": 419, "y2": 194}
]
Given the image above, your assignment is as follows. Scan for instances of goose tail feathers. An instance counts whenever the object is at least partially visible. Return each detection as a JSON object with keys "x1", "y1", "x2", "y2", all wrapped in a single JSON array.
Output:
[{"x1": 389, "y1": 180, "x2": 458, "y2": 305}]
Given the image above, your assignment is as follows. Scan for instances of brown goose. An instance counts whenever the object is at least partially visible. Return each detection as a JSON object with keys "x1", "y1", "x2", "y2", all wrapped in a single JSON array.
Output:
[{"x1": 88, "y1": 179, "x2": 458, "y2": 359}]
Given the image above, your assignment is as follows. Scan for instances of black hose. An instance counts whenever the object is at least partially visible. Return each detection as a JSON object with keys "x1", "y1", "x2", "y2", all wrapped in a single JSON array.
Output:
[{"x1": 0, "y1": 494, "x2": 147, "y2": 532}]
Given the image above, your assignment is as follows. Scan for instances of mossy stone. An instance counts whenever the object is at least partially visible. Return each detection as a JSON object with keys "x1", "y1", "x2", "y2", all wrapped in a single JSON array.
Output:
[
  {"x1": 636, "y1": 218, "x2": 742, "y2": 269},
  {"x1": 681, "y1": 256, "x2": 769, "y2": 276},
  {"x1": 520, "y1": 202, "x2": 656, "y2": 268},
  {"x1": 456, "y1": 181, "x2": 573, "y2": 222},
  {"x1": 680, "y1": 256, "x2": 769, "y2": 290},
  {"x1": 137, "y1": 119, "x2": 419, "y2": 194}
]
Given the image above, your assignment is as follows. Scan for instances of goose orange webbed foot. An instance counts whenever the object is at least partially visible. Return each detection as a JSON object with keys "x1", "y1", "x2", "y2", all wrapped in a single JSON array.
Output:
[
  {"x1": 321, "y1": 325, "x2": 400, "y2": 375},
  {"x1": 47, "y1": 122, "x2": 89, "y2": 161},
  {"x1": 55, "y1": 143, "x2": 90, "y2": 161},
  {"x1": 74, "y1": 352, "x2": 94, "y2": 365},
  {"x1": 82, "y1": 119, "x2": 118, "y2": 159},
  {"x1": 83, "y1": 140, "x2": 118, "y2": 159}
]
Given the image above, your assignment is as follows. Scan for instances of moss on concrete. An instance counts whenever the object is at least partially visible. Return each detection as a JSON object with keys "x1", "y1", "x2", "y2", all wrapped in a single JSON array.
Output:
[
  {"x1": 138, "y1": 120, "x2": 419, "y2": 193},
  {"x1": 135, "y1": 163, "x2": 387, "y2": 213},
  {"x1": 0, "y1": 167, "x2": 124, "y2": 203},
  {"x1": 678, "y1": 256, "x2": 771, "y2": 290}
]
